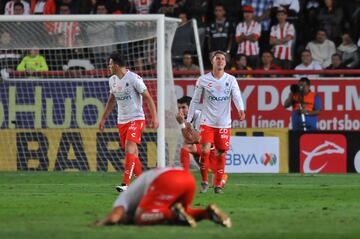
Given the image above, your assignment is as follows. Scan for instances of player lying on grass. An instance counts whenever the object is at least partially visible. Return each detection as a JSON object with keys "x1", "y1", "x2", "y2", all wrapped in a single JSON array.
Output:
[
  {"x1": 176, "y1": 96, "x2": 228, "y2": 188},
  {"x1": 93, "y1": 168, "x2": 231, "y2": 227}
]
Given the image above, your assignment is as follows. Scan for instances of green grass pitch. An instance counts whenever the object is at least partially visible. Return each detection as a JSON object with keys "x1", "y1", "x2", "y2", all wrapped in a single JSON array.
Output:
[{"x1": 1, "y1": 172, "x2": 360, "y2": 239}]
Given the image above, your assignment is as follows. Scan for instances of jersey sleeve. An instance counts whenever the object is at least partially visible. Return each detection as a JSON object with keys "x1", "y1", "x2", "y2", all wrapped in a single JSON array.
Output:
[
  {"x1": 231, "y1": 78, "x2": 245, "y2": 111},
  {"x1": 254, "y1": 22, "x2": 261, "y2": 36},
  {"x1": 270, "y1": 25, "x2": 276, "y2": 38},
  {"x1": 287, "y1": 24, "x2": 295, "y2": 37},
  {"x1": 235, "y1": 24, "x2": 242, "y2": 37},
  {"x1": 187, "y1": 77, "x2": 203, "y2": 123},
  {"x1": 108, "y1": 77, "x2": 114, "y2": 94},
  {"x1": 132, "y1": 74, "x2": 147, "y2": 94}
]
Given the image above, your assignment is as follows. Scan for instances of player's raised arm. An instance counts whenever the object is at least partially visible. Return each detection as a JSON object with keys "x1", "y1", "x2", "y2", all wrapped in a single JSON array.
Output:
[
  {"x1": 186, "y1": 79, "x2": 203, "y2": 123},
  {"x1": 141, "y1": 89, "x2": 159, "y2": 128},
  {"x1": 231, "y1": 79, "x2": 245, "y2": 120},
  {"x1": 99, "y1": 93, "x2": 116, "y2": 131}
]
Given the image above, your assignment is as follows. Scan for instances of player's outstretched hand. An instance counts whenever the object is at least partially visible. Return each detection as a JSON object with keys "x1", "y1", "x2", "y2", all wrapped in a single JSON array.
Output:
[
  {"x1": 182, "y1": 122, "x2": 200, "y2": 144},
  {"x1": 238, "y1": 110, "x2": 246, "y2": 121},
  {"x1": 149, "y1": 116, "x2": 159, "y2": 129}
]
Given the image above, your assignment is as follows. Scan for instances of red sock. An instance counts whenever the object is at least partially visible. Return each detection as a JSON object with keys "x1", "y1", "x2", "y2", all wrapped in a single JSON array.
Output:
[
  {"x1": 209, "y1": 150, "x2": 217, "y2": 173},
  {"x1": 133, "y1": 157, "x2": 142, "y2": 177},
  {"x1": 186, "y1": 208, "x2": 209, "y2": 221},
  {"x1": 180, "y1": 147, "x2": 190, "y2": 171},
  {"x1": 200, "y1": 152, "x2": 210, "y2": 183},
  {"x1": 215, "y1": 153, "x2": 226, "y2": 187},
  {"x1": 123, "y1": 153, "x2": 136, "y2": 185}
]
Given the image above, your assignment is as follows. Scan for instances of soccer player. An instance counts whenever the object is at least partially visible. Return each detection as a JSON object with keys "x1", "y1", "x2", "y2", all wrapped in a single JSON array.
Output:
[
  {"x1": 93, "y1": 167, "x2": 231, "y2": 227},
  {"x1": 187, "y1": 50, "x2": 245, "y2": 194},
  {"x1": 99, "y1": 52, "x2": 158, "y2": 192},
  {"x1": 176, "y1": 96, "x2": 228, "y2": 188}
]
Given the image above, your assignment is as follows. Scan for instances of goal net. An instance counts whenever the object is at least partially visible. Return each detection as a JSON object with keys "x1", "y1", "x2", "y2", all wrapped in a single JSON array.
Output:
[{"x1": 0, "y1": 15, "x2": 186, "y2": 172}]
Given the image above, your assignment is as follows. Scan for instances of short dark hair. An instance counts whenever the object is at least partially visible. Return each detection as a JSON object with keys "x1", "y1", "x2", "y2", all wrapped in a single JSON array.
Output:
[
  {"x1": 261, "y1": 50, "x2": 273, "y2": 56},
  {"x1": 299, "y1": 77, "x2": 311, "y2": 86},
  {"x1": 236, "y1": 54, "x2": 246, "y2": 61},
  {"x1": 109, "y1": 52, "x2": 126, "y2": 67},
  {"x1": 95, "y1": 3, "x2": 108, "y2": 13},
  {"x1": 14, "y1": 2, "x2": 24, "y2": 9},
  {"x1": 177, "y1": 96, "x2": 192, "y2": 106},
  {"x1": 301, "y1": 49, "x2": 312, "y2": 55},
  {"x1": 332, "y1": 53, "x2": 341, "y2": 59}
]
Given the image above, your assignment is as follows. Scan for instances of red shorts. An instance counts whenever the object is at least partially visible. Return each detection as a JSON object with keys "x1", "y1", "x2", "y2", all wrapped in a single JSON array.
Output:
[
  {"x1": 117, "y1": 120, "x2": 145, "y2": 149},
  {"x1": 137, "y1": 170, "x2": 196, "y2": 211},
  {"x1": 199, "y1": 125, "x2": 231, "y2": 151}
]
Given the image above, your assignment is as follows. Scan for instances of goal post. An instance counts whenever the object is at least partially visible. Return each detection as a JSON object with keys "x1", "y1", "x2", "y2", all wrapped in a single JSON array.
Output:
[{"x1": 0, "y1": 14, "x2": 186, "y2": 171}]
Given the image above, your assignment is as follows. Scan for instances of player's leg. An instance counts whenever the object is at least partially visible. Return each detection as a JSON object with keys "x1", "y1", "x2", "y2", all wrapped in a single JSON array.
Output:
[
  {"x1": 213, "y1": 128, "x2": 231, "y2": 193},
  {"x1": 180, "y1": 144, "x2": 199, "y2": 171},
  {"x1": 116, "y1": 120, "x2": 144, "y2": 192},
  {"x1": 134, "y1": 170, "x2": 197, "y2": 226},
  {"x1": 199, "y1": 125, "x2": 214, "y2": 193}
]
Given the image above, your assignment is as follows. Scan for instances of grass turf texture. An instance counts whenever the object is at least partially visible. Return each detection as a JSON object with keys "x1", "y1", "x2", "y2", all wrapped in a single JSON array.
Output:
[{"x1": 1, "y1": 172, "x2": 360, "y2": 239}]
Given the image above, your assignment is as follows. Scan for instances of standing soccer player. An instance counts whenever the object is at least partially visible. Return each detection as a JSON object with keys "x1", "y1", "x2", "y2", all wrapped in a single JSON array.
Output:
[
  {"x1": 187, "y1": 51, "x2": 245, "y2": 194},
  {"x1": 99, "y1": 52, "x2": 158, "y2": 192}
]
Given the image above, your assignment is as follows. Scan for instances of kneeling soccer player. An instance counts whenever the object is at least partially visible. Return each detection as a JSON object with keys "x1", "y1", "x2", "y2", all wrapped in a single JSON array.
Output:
[{"x1": 93, "y1": 168, "x2": 231, "y2": 227}]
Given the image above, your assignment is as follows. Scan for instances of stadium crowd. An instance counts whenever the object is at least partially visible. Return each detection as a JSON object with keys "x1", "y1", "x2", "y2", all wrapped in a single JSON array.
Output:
[{"x1": 0, "y1": 0, "x2": 359, "y2": 73}]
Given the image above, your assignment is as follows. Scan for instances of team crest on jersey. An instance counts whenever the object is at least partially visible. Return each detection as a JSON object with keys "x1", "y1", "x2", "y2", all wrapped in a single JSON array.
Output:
[{"x1": 215, "y1": 85, "x2": 222, "y2": 92}]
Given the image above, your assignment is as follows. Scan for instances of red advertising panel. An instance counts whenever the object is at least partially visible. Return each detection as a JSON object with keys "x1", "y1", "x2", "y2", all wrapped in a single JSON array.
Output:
[
  {"x1": 174, "y1": 79, "x2": 360, "y2": 130},
  {"x1": 299, "y1": 134, "x2": 347, "y2": 173}
]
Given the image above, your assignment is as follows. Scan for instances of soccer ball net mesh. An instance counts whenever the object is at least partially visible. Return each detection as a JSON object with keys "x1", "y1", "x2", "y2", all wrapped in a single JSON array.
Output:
[{"x1": 0, "y1": 18, "x2": 183, "y2": 172}]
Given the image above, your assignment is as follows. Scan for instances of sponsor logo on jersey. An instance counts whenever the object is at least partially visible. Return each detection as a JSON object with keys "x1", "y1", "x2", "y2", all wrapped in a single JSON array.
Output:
[
  {"x1": 300, "y1": 134, "x2": 347, "y2": 173},
  {"x1": 208, "y1": 96, "x2": 230, "y2": 101},
  {"x1": 116, "y1": 95, "x2": 132, "y2": 101}
]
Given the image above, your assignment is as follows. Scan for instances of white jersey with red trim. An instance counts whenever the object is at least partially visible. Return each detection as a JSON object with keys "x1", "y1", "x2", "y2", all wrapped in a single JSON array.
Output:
[
  {"x1": 270, "y1": 22, "x2": 295, "y2": 60},
  {"x1": 109, "y1": 70, "x2": 147, "y2": 124},
  {"x1": 113, "y1": 168, "x2": 181, "y2": 218},
  {"x1": 235, "y1": 20, "x2": 261, "y2": 56},
  {"x1": 187, "y1": 72, "x2": 244, "y2": 128}
]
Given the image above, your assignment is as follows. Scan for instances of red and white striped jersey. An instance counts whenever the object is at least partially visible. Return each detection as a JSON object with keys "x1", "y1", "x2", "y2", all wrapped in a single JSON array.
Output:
[
  {"x1": 270, "y1": 22, "x2": 295, "y2": 60},
  {"x1": 130, "y1": 0, "x2": 153, "y2": 14},
  {"x1": 46, "y1": 22, "x2": 80, "y2": 47},
  {"x1": 235, "y1": 20, "x2": 261, "y2": 56}
]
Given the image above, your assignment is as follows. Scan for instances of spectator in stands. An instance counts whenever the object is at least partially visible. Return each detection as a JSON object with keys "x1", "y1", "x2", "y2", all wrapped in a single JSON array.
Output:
[
  {"x1": 130, "y1": 0, "x2": 153, "y2": 14},
  {"x1": 337, "y1": 33, "x2": 360, "y2": 69},
  {"x1": 4, "y1": 0, "x2": 30, "y2": 15},
  {"x1": 46, "y1": 4, "x2": 80, "y2": 47},
  {"x1": 243, "y1": 0, "x2": 274, "y2": 53},
  {"x1": 294, "y1": 49, "x2": 322, "y2": 78},
  {"x1": 317, "y1": 0, "x2": 343, "y2": 45},
  {"x1": 31, "y1": 0, "x2": 56, "y2": 14},
  {"x1": 306, "y1": 29, "x2": 336, "y2": 68},
  {"x1": 272, "y1": 0, "x2": 300, "y2": 26},
  {"x1": 235, "y1": 5, "x2": 261, "y2": 69},
  {"x1": 150, "y1": 0, "x2": 185, "y2": 17},
  {"x1": 56, "y1": 0, "x2": 80, "y2": 14},
  {"x1": 12, "y1": 1, "x2": 25, "y2": 15},
  {"x1": 206, "y1": 4, "x2": 234, "y2": 63},
  {"x1": 232, "y1": 54, "x2": 252, "y2": 78},
  {"x1": 0, "y1": 31, "x2": 22, "y2": 70},
  {"x1": 107, "y1": 0, "x2": 131, "y2": 14},
  {"x1": 284, "y1": 77, "x2": 321, "y2": 131},
  {"x1": 270, "y1": 7, "x2": 295, "y2": 69},
  {"x1": 86, "y1": 2, "x2": 116, "y2": 69},
  {"x1": 209, "y1": 0, "x2": 242, "y2": 24},
  {"x1": 177, "y1": 51, "x2": 199, "y2": 72},
  {"x1": 17, "y1": 48, "x2": 49, "y2": 72},
  {"x1": 183, "y1": 0, "x2": 209, "y2": 49},
  {"x1": 172, "y1": 12, "x2": 196, "y2": 67},
  {"x1": 325, "y1": 53, "x2": 349, "y2": 77},
  {"x1": 256, "y1": 50, "x2": 281, "y2": 77}
]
